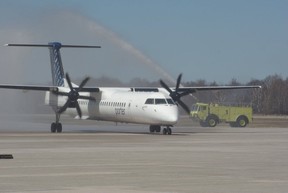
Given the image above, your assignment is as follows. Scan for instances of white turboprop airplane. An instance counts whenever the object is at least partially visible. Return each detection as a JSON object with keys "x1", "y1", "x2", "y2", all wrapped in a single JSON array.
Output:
[{"x1": 0, "y1": 42, "x2": 260, "y2": 134}]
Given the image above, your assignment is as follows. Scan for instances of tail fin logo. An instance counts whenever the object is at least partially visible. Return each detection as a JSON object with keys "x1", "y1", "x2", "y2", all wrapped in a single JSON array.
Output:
[{"x1": 49, "y1": 42, "x2": 65, "y2": 87}]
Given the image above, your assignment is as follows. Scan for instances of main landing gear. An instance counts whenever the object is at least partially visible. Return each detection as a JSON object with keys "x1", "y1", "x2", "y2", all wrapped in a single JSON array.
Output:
[
  {"x1": 51, "y1": 113, "x2": 62, "y2": 133},
  {"x1": 162, "y1": 127, "x2": 172, "y2": 135},
  {"x1": 49, "y1": 73, "x2": 95, "y2": 133},
  {"x1": 149, "y1": 125, "x2": 172, "y2": 135}
]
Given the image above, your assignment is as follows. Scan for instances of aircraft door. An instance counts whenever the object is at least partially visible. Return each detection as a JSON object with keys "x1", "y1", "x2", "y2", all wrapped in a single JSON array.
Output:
[{"x1": 125, "y1": 100, "x2": 133, "y2": 121}]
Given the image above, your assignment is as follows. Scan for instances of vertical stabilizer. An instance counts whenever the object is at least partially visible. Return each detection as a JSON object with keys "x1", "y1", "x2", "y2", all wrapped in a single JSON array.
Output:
[{"x1": 48, "y1": 42, "x2": 65, "y2": 86}]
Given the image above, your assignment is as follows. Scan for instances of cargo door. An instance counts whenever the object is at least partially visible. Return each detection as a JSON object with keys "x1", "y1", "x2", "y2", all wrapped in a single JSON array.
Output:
[
  {"x1": 219, "y1": 106, "x2": 229, "y2": 122},
  {"x1": 224, "y1": 107, "x2": 230, "y2": 122},
  {"x1": 228, "y1": 106, "x2": 237, "y2": 122}
]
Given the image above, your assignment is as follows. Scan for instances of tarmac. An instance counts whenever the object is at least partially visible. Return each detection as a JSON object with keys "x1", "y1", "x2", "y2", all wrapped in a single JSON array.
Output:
[{"x1": 0, "y1": 114, "x2": 288, "y2": 193}]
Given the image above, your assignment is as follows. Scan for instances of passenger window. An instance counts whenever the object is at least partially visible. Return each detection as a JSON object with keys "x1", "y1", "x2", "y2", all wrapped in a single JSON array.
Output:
[
  {"x1": 145, "y1": 98, "x2": 154, "y2": 104},
  {"x1": 155, "y1": 99, "x2": 167, "y2": 105}
]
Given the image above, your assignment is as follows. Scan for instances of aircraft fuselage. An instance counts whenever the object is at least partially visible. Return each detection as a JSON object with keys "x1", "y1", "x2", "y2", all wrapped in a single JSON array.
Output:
[{"x1": 45, "y1": 88, "x2": 179, "y2": 126}]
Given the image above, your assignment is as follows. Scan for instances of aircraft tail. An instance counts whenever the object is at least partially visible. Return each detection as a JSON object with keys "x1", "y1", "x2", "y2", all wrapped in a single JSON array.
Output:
[
  {"x1": 5, "y1": 42, "x2": 101, "y2": 87},
  {"x1": 48, "y1": 42, "x2": 65, "y2": 86}
]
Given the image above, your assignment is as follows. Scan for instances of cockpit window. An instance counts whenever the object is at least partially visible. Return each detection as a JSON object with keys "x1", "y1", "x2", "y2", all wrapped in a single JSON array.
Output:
[
  {"x1": 166, "y1": 98, "x2": 175, "y2": 105},
  {"x1": 145, "y1": 98, "x2": 154, "y2": 104},
  {"x1": 145, "y1": 98, "x2": 174, "y2": 105},
  {"x1": 155, "y1": 98, "x2": 167, "y2": 104}
]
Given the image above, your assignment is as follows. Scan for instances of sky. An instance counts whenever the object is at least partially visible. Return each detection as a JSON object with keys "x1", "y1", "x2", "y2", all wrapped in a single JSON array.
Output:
[{"x1": 0, "y1": 0, "x2": 287, "y2": 85}]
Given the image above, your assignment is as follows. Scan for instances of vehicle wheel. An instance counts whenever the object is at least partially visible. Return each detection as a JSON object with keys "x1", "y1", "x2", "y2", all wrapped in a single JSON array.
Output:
[
  {"x1": 237, "y1": 116, "x2": 248, "y2": 127},
  {"x1": 206, "y1": 116, "x2": 218, "y2": 127}
]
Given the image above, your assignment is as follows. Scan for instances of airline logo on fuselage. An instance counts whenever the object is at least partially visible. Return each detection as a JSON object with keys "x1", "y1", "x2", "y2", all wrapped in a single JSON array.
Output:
[{"x1": 115, "y1": 108, "x2": 125, "y2": 115}]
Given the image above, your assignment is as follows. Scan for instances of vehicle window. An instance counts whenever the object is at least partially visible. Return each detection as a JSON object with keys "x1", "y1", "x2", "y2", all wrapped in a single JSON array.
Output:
[
  {"x1": 191, "y1": 105, "x2": 198, "y2": 111},
  {"x1": 145, "y1": 98, "x2": 154, "y2": 104},
  {"x1": 155, "y1": 98, "x2": 167, "y2": 105},
  {"x1": 200, "y1": 106, "x2": 207, "y2": 111},
  {"x1": 166, "y1": 98, "x2": 175, "y2": 105}
]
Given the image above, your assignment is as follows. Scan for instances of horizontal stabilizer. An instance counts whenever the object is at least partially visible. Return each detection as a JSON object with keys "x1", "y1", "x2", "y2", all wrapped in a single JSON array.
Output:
[
  {"x1": 0, "y1": 84, "x2": 100, "y2": 92},
  {"x1": 4, "y1": 43, "x2": 101, "y2": 48}
]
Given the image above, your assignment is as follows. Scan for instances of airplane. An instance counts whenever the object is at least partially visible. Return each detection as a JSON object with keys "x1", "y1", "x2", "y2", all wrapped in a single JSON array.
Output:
[{"x1": 0, "y1": 42, "x2": 261, "y2": 134}]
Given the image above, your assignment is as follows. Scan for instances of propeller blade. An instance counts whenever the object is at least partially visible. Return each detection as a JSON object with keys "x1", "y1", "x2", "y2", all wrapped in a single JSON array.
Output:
[
  {"x1": 57, "y1": 100, "x2": 71, "y2": 114},
  {"x1": 177, "y1": 99, "x2": 191, "y2": 114},
  {"x1": 160, "y1": 79, "x2": 173, "y2": 94},
  {"x1": 53, "y1": 73, "x2": 90, "y2": 118},
  {"x1": 65, "y1": 73, "x2": 74, "y2": 91},
  {"x1": 159, "y1": 74, "x2": 191, "y2": 114},
  {"x1": 176, "y1": 73, "x2": 182, "y2": 91},
  {"x1": 75, "y1": 102, "x2": 82, "y2": 118},
  {"x1": 78, "y1": 77, "x2": 90, "y2": 91}
]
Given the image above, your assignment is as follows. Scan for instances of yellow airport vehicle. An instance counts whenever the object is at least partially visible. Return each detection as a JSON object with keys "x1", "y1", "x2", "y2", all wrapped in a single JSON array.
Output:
[{"x1": 190, "y1": 103, "x2": 253, "y2": 127}]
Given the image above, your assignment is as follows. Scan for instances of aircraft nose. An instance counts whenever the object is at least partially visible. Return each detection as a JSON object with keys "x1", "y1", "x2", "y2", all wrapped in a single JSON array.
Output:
[{"x1": 162, "y1": 106, "x2": 179, "y2": 124}]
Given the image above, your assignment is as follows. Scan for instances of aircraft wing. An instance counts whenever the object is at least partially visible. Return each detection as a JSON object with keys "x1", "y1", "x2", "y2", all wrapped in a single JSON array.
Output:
[
  {"x1": 0, "y1": 83, "x2": 260, "y2": 93},
  {"x1": 0, "y1": 84, "x2": 57, "y2": 91},
  {"x1": 176, "y1": 85, "x2": 261, "y2": 93},
  {"x1": 132, "y1": 85, "x2": 261, "y2": 95},
  {"x1": 0, "y1": 84, "x2": 100, "y2": 92}
]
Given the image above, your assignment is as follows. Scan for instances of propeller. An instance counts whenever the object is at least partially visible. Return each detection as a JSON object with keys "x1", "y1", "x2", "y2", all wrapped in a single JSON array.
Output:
[
  {"x1": 160, "y1": 74, "x2": 192, "y2": 114},
  {"x1": 53, "y1": 73, "x2": 95, "y2": 118}
]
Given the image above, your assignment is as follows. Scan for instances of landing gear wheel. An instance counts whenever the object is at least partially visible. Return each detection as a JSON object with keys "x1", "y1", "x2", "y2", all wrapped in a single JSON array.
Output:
[
  {"x1": 163, "y1": 128, "x2": 168, "y2": 135},
  {"x1": 56, "y1": 123, "x2": 62, "y2": 133},
  {"x1": 149, "y1": 125, "x2": 161, "y2": 133},
  {"x1": 51, "y1": 122, "x2": 62, "y2": 133},
  {"x1": 162, "y1": 127, "x2": 172, "y2": 135},
  {"x1": 156, "y1": 126, "x2": 161, "y2": 133},
  {"x1": 51, "y1": 122, "x2": 57, "y2": 133},
  {"x1": 149, "y1": 126, "x2": 155, "y2": 133},
  {"x1": 167, "y1": 128, "x2": 172, "y2": 135}
]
